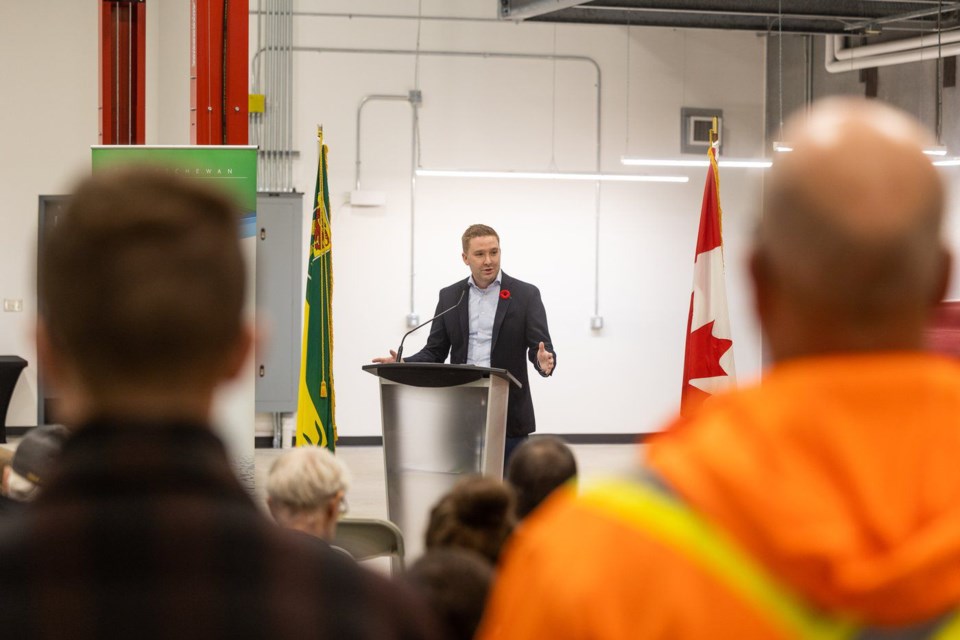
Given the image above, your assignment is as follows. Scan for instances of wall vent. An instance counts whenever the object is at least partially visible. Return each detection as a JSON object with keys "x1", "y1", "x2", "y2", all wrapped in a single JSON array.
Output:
[{"x1": 681, "y1": 107, "x2": 722, "y2": 155}]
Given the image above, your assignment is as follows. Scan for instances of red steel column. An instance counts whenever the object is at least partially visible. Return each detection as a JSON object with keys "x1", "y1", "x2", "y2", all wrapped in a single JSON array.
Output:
[
  {"x1": 191, "y1": 0, "x2": 248, "y2": 145},
  {"x1": 99, "y1": 0, "x2": 146, "y2": 145}
]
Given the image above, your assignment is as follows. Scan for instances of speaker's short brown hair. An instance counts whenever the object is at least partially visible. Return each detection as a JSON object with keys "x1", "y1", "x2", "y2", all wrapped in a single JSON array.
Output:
[
  {"x1": 40, "y1": 167, "x2": 246, "y2": 394},
  {"x1": 461, "y1": 224, "x2": 499, "y2": 253}
]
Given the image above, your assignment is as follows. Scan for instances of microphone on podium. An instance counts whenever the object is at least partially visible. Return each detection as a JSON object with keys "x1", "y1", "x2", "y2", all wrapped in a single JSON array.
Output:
[{"x1": 395, "y1": 281, "x2": 469, "y2": 362}]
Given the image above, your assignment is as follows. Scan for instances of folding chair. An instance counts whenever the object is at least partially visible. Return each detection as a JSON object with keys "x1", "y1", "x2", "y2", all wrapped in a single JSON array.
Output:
[{"x1": 333, "y1": 517, "x2": 405, "y2": 576}]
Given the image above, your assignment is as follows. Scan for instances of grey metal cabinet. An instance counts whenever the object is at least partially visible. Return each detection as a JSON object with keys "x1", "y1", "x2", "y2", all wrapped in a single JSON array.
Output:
[
  {"x1": 36, "y1": 193, "x2": 304, "y2": 423},
  {"x1": 255, "y1": 192, "x2": 304, "y2": 413}
]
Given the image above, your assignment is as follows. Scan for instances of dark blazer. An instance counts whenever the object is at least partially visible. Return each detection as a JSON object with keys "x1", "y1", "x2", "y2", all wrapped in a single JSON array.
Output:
[
  {"x1": 0, "y1": 420, "x2": 441, "y2": 640},
  {"x1": 405, "y1": 272, "x2": 555, "y2": 437}
]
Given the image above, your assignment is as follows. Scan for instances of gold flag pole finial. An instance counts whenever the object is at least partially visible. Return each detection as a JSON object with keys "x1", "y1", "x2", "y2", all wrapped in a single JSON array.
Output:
[{"x1": 709, "y1": 116, "x2": 723, "y2": 233}]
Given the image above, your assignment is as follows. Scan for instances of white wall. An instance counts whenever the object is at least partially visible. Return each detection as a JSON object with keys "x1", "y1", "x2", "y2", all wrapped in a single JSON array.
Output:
[
  {"x1": 272, "y1": 3, "x2": 768, "y2": 436},
  {"x1": 150, "y1": 1, "x2": 191, "y2": 145},
  {"x1": 0, "y1": 0, "x2": 99, "y2": 428},
  {"x1": 2, "y1": 1, "x2": 767, "y2": 437},
  {"x1": 0, "y1": 0, "x2": 194, "y2": 429}
]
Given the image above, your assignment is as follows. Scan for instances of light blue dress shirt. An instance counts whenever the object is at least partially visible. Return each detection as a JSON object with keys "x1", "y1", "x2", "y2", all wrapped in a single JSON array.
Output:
[{"x1": 466, "y1": 271, "x2": 502, "y2": 367}]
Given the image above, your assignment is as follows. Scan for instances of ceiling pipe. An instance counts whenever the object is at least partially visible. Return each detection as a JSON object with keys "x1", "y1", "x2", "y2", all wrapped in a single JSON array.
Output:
[
  {"x1": 825, "y1": 33, "x2": 960, "y2": 72},
  {"x1": 833, "y1": 30, "x2": 960, "y2": 60}
]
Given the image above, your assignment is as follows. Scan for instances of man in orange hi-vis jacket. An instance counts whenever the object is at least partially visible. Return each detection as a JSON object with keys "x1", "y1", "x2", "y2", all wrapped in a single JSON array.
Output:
[{"x1": 478, "y1": 98, "x2": 960, "y2": 640}]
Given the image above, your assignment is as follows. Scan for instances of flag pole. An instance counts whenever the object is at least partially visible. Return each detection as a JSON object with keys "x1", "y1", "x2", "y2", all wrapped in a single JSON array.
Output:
[
  {"x1": 296, "y1": 125, "x2": 337, "y2": 450},
  {"x1": 679, "y1": 114, "x2": 736, "y2": 417}
]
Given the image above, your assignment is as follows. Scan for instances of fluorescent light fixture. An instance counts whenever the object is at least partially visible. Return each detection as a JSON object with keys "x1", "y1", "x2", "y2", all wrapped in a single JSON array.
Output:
[
  {"x1": 620, "y1": 157, "x2": 771, "y2": 169},
  {"x1": 765, "y1": 143, "x2": 945, "y2": 157},
  {"x1": 415, "y1": 169, "x2": 689, "y2": 183},
  {"x1": 621, "y1": 158, "x2": 709, "y2": 168},
  {"x1": 717, "y1": 159, "x2": 773, "y2": 168},
  {"x1": 933, "y1": 157, "x2": 960, "y2": 167}
]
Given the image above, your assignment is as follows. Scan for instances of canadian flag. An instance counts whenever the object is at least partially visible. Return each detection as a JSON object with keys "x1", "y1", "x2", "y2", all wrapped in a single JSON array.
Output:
[{"x1": 680, "y1": 143, "x2": 736, "y2": 416}]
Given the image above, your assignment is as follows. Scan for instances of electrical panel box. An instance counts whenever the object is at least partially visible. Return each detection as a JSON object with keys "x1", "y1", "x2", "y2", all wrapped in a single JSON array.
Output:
[{"x1": 255, "y1": 192, "x2": 304, "y2": 413}]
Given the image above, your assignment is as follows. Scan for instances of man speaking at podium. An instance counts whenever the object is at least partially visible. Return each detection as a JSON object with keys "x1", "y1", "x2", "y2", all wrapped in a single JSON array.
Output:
[{"x1": 373, "y1": 224, "x2": 555, "y2": 461}]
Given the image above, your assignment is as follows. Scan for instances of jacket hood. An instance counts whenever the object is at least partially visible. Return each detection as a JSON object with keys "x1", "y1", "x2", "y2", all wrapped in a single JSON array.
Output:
[{"x1": 647, "y1": 353, "x2": 960, "y2": 625}]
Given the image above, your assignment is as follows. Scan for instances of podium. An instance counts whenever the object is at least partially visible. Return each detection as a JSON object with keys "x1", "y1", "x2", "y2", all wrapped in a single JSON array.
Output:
[{"x1": 362, "y1": 363, "x2": 520, "y2": 560}]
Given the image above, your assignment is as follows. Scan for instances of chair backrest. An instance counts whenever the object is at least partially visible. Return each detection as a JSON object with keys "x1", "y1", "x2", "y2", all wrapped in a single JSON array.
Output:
[{"x1": 334, "y1": 517, "x2": 405, "y2": 575}]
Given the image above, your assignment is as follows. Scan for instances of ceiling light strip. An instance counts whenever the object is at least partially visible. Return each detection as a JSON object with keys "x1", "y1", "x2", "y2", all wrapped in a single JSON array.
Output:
[
  {"x1": 620, "y1": 157, "x2": 772, "y2": 168},
  {"x1": 415, "y1": 169, "x2": 689, "y2": 183}
]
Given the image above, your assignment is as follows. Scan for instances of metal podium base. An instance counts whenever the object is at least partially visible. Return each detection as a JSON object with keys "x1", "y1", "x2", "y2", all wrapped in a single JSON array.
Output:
[{"x1": 364, "y1": 363, "x2": 516, "y2": 562}]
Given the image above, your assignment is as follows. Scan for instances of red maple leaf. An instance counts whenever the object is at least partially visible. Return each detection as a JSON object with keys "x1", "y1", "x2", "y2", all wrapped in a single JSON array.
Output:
[
  {"x1": 681, "y1": 314, "x2": 733, "y2": 416},
  {"x1": 684, "y1": 319, "x2": 732, "y2": 381}
]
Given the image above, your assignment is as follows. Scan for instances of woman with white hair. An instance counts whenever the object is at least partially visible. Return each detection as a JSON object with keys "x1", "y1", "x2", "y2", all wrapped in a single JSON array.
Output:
[{"x1": 266, "y1": 447, "x2": 350, "y2": 541}]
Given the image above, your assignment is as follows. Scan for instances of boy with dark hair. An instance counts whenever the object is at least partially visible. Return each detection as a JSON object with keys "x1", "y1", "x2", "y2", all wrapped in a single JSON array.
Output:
[{"x1": 0, "y1": 167, "x2": 439, "y2": 640}]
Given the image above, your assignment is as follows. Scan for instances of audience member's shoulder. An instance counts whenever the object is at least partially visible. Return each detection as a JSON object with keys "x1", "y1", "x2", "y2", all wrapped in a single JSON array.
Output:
[
  {"x1": 0, "y1": 512, "x2": 33, "y2": 609},
  {"x1": 0, "y1": 494, "x2": 25, "y2": 519},
  {"x1": 510, "y1": 482, "x2": 582, "y2": 543},
  {"x1": 274, "y1": 527, "x2": 444, "y2": 640}
]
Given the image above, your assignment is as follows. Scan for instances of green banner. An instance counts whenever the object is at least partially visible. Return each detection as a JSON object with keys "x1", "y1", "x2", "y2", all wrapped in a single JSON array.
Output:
[
  {"x1": 91, "y1": 145, "x2": 258, "y2": 488},
  {"x1": 92, "y1": 146, "x2": 258, "y2": 235}
]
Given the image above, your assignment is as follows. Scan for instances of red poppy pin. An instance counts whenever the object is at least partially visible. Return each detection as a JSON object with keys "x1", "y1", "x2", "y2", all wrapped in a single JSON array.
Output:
[{"x1": 500, "y1": 290, "x2": 511, "y2": 300}]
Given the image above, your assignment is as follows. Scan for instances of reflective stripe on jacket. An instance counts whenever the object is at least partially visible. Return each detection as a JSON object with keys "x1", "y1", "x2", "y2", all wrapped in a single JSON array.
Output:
[{"x1": 582, "y1": 477, "x2": 960, "y2": 640}]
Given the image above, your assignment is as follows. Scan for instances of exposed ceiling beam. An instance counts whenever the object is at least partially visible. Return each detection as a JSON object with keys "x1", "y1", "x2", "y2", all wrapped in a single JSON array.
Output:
[
  {"x1": 844, "y1": 4, "x2": 960, "y2": 31},
  {"x1": 523, "y1": 7, "x2": 854, "y2": 33},
  {"x1": 500, "y1": 0, "x2": 960, "y2": 35},
  {"x1": 583, "y1": 5, "x2": 882, "y2": 22},
  {"x1": 500, "y1": 0, "x2": 589, "y2": 20}
]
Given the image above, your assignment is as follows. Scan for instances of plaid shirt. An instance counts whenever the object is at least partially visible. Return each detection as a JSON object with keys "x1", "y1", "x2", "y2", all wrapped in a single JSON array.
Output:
[{"x1": 0, "y1": 419, "x2": 440, "y2": 640}]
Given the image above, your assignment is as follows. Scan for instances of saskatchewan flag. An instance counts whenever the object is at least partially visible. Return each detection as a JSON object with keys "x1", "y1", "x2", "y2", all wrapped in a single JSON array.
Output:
[{"x1": 296, "y1": 127, "x2": 336, "y2": 450}]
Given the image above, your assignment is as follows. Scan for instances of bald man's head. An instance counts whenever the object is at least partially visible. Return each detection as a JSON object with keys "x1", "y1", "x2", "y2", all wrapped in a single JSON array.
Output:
[{"x1": 755, "y1": 98, "x2": 949, "y2": 361}]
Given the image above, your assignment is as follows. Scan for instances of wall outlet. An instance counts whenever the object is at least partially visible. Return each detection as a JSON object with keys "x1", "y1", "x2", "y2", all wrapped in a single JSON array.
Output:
[{"x1": 3, "y1": 299, "x2": 23, "y2": 312}]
